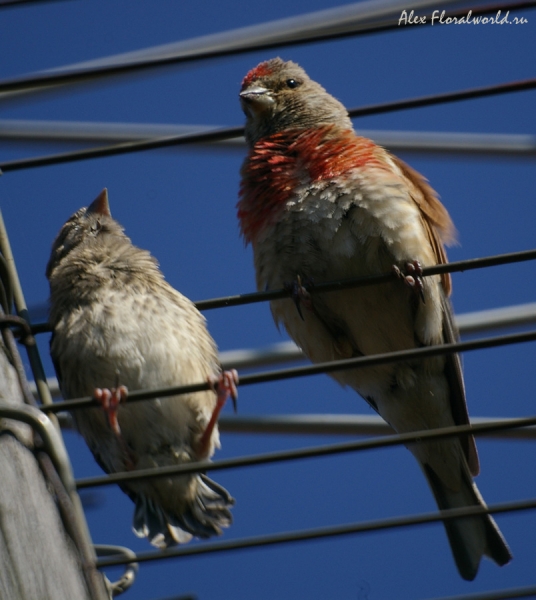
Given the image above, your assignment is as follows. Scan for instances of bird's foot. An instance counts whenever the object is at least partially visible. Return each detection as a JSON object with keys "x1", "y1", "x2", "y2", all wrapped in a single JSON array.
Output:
[
  {"x1": 93, "y1": 385, "x2": 128, "y2": 436},
  {"x1": 285, "y1": 275, "x2": 314, "y2": 320},
  {"x1": 215, "y1": 369, "x2": 239, "y2": 413},
  {"x1": 392, "y1": 261, "x2": 425, "y2": 302},
  {"x1": 196, "y1": 370, "x2": 239, "y2": 459}
]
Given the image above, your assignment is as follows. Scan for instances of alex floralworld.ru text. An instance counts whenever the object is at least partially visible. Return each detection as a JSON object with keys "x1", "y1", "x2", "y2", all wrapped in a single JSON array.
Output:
[{"x1": 399, "y1": 10, "x2": 527, "y2": 26}]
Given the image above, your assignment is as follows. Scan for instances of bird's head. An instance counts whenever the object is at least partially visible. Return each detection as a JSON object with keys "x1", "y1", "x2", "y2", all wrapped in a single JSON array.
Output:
[
  {"x1": 239, "y1": 57, "x2": 352, "y2": 146},
  {"x1": 46, "y1": 188, "x2": 123, "y2": 278}
]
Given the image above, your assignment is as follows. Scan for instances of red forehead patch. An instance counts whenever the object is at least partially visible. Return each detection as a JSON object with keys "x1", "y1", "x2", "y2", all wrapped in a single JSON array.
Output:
[{"x1": 241, "y1": 63, "x2": 273, "y2": 89}]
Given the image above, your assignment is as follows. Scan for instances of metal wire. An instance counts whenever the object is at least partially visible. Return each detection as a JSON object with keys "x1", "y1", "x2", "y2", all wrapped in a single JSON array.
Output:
[
  {"x1": 1, "y1": 77, "x2": 535, "y2": 173},
  {"x1": 41, "y1": 328, "x2": 536, "y2": 415},
  {"x1": 347, "y1": 77, "x2": 536, "y2": 119},
  {"x1": 0, "y1": 313, "x2": 37, "y2": 408},
  {"x1": 94, "y1": 544, "x2": 138, "y2": 597},
  {"x1": 51, "y1": 411, "x2": 536, "y2": 441},
  {"x1": 75, "y1": 414, "x2": 536, "y2": 489},
  {"x1": 217, "y1": 414, "x2": 536, "y2": 440},
  {"x1": 3, "y1": 0, "x2": 529, "y2": 96},
  {"x1": 0, "y1": 254, "x2": 14, "y2": 313},
  {"x1": 28, "y1": 247, "x2": 536, "y2": 335},
  {"x1": 0, "y1": 402, "x2": 74, "y2": 493},
  {"x1": 0, "y1": 254, "x2": 37, "y2": 408},
  {"x1": 425, "y1": 584, "x2": 536, "y2": 600},
  {"x1": 38, "y1": 327, "x2": 536, "y2": 416},
  {"x1": 216, "y1": 300, "x2": 536, "y2": 370},
  {"x1": 0, "y1": 0, "x2": 72, "y2": 6},
  {"x1": 194, "y1": 247, "x2": 536, "y2": 311},
  {"x1": 0, "y1": 209, "x2": 55, "y2": 412},
  {"x1": 0, "y1": 126, "x2": 241, "y2": 172},
  {"x1": 149, "y1": 596, "x2": 197, "y2": 600},
  {"x1": 24, "y1": 302, "x2": 536, "y2": 387},
  {"x1": 3, "y1": 120, "x2": 535, "y2": 159},
  {"x1": 95, "y1": 496, "x2": 536, "y2": 568}
]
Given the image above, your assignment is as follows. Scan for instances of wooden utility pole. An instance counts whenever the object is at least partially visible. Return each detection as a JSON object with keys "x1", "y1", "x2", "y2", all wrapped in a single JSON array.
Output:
[
  {"x1": 0, "y1": 334, "x2": 109, "y2": 599},
  {"x1": 0, "y1": 205, "x2": 111, "y2": 599}
]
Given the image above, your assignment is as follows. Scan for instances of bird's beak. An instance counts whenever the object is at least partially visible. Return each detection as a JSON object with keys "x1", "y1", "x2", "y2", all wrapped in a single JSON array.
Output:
[
  {"x1": 239, "y1": 86, "x2": 275, "y2": 116},
  {"x1": 87, "y1": 188, "x2": 111, "y2": 217}
]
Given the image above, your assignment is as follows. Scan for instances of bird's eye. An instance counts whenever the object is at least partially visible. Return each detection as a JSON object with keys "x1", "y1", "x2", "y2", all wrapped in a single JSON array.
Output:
[
  {"x1": 286, "y1": 79, "x2": 300, "y2": 89},
  {"x1": 90, "y1": 220, "x2": 102, "y2": 234}
]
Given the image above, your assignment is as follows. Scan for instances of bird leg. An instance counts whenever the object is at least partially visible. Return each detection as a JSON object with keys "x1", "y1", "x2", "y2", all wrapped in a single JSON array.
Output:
[
  {"x1": 285, "y1": 274, "x2": 314, "y2": 320},
  {"x1": 196, "y1": 370, "x2": 239, "y2": 459},
  {"x1": 392, "y1": 261, "x2": 425, "y2": 302},
  {"x1": 93, "y1": 385, "x2": 128, "y2": 436}
]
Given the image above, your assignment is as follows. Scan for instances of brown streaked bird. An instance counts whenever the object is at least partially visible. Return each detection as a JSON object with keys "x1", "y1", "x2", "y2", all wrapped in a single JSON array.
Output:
[
  {"x1": 47, "y1": 189, "x2": 236, "y2": 548},
  {"x1": 237, "y1": 57, "x2": 511, "y2": 580}
]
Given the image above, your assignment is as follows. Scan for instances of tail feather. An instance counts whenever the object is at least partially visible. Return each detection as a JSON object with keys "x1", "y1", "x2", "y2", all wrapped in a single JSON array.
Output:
[
  {"x1": 423, "y1": 464, "x2": 512, "y2": 580},
  {"x1": 132, "y1": 474, "x2": 234, "y2": 549}
]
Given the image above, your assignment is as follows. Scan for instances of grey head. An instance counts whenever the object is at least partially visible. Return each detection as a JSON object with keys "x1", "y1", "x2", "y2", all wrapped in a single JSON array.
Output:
[
  {"x1": 46, "y1": 188, "x2": 124, "y2": 279},
  {"x1": 239, "y1": 57, "x2": 352, "y2": 146}
]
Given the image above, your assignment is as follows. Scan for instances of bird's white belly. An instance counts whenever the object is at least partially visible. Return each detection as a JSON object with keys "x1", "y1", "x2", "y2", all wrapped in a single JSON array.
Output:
[
  {"x1": 252, "y1": 184, "x2": 449, "y2": 444},
  {"x1": 53, "y1": 290, "x2": 216, "y2": 468}
]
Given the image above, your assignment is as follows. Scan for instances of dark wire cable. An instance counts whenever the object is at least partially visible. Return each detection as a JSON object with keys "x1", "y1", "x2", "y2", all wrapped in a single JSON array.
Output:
[
  {"x1": 3, "y1": 121, "x2": 534, "y2": 159},
  {"x1": 40, "y1": 323, "x2": 536, "y2": 414},
  {"x1": 347, "y1": 77, "x2": 536, "y2": 119},
  {"x1": 1, "y1": 78, "x2": 535, "y2": 173},
  {"x1": 0, "y1": 0, "x2": 73, "y2": 6},
  {"x1": 76, "y1": 414, "x2": 536, "y2": 489},
  {"x1": 42, "y1": 328, "x2": 536, "y2": 416},
  {"x1": 0, "y1": 1, "x2": 534, "y2": 94},
  {"x1": 28, "y1": 247, "x2": 536, "y2": 335},
  {"x1": 195, "y1": 247, "x2": 536, "y2": 311},
  {"x1": 95, "y1": 496, "x2": 536, "y2": 567},
  {"x1": 426, "y1": 584, "x2": 536, "y2": 600}
]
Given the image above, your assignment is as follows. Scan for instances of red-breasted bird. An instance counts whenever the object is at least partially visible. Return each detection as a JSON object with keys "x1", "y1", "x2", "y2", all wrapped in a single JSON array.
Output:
[
  {"x1": 237, "y1": 57, "x2": 511, "y2": 580},
  {"x1": 47, "y1": 189, "x2": 236, "y2": 548}
]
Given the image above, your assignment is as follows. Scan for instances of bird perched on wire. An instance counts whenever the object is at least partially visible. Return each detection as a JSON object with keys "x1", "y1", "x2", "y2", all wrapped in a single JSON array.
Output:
[
  {"x1": 237, "y1": 57, "x2": 511, "y2": 580},
  {"x1": 47, "y1": 189, "x2": 236, "y2": 548}
]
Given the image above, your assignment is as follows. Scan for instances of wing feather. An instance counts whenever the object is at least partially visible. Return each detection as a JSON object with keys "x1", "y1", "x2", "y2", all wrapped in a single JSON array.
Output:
[
  {"x1": 393, "y1": 155, "x2": 479, "y2": 474},
  {"x1": 392, "y1": 155, "x2": 456, "y2": 295}
]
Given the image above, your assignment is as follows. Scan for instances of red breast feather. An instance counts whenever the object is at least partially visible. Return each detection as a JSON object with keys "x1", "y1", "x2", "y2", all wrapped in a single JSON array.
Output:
[{"x1": 238, "y1": 125, "x2": 388, "y2": 244}]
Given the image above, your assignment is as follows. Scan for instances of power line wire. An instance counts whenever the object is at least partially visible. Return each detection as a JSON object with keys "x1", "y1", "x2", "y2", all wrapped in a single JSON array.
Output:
[
  {"x1": 2, "y1": 0, "x2": 521, "y2": 97},
  {"x1": 27, "y1": 248, "x2": 536, "y2": 336},
  {"x1": 3, "y1": 119, "x2": 535, "y2": 159},
  {"x1": 0, "y1": 0, "x2": 72, "y2": 6},
  {"x1": 95, "y1": 496, "x2": 536, "y2": 567},
  {"x1": 25, "y1": 301, "x2": 536, "y2": 381},
  {"x1": 194, "y1": 247, "x2": 536, "y2": 311},
  {"x1": 52, "y1": 410, "x2": 536, "y2": 441},
  {"x1": 217, "y1": 414, "x2": 536, "y2": 440},
  {"x1": 76, "y1": 414, "x2": 536, "y2": 489},
  {"x1": 1, "y1": 77, "x2": 535, "y2": 173},
  {"x1": 425, "y1": 584, "x2": 536, "y2": 600},
  {"x1": 40, "y1": 328, "x2": 536, "y2": 415}
]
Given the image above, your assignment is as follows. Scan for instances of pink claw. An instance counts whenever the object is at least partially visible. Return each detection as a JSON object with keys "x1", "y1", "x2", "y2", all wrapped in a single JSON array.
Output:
[
  {"x1": 218, "y1": 369, "x2": 239, "y2": 413},
  {"x1": 286, "y1": 275, "x2": 314, "y2": 320},
  {"x1": 196, "y1": 370, "x2": 239, "y2": 459},
  {"x1": 392, "y1": 261, "x2": 425, "y2": 302},
  {"x1": 93, "y1": 385, "x2": 128, "y2": 436}
]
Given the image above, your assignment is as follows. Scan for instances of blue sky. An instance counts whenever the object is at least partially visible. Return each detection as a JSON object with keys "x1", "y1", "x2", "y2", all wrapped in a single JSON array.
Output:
[{"x1": 1, "y1": 1, "x2": 535, "y2": 598}]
